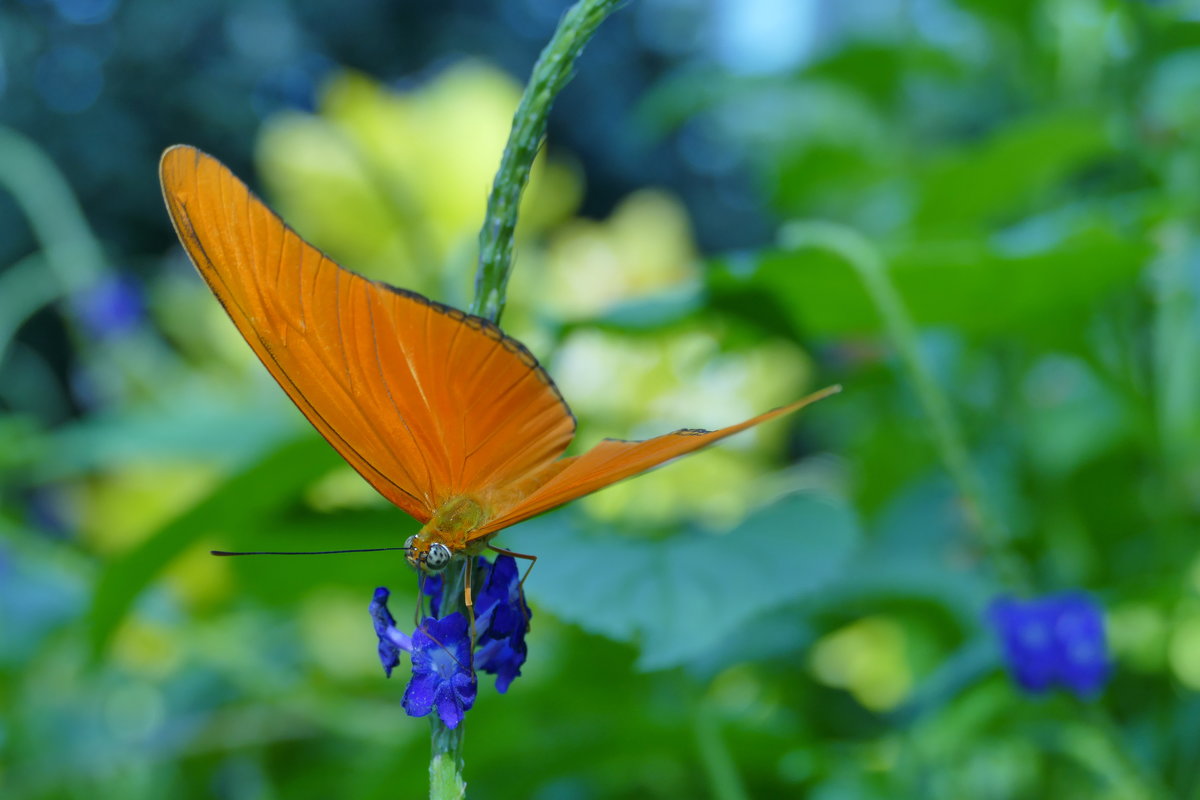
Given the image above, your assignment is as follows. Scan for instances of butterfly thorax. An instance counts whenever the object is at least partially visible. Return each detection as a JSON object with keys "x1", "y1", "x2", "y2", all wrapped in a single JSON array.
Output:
[{"x1": 406, "y1": 496, "x2": 492, "y2": 573}]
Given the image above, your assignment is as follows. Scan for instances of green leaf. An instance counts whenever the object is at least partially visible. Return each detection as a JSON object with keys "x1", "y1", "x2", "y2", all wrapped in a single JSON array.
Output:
[
  {"x1": 40, "y1": 384, "x2": 299, "y2": 481},
  {"x1": 86, "y1": 434, "x2": 343, "y2": 657},
  {"x1": 915, "y1": 111, "x2": 1114, "y2": 233},
  {"x1": 504, "y1": 491, "x2": 860, "y2": 670},
  {"x1": 585, "y1": 282, "x2": 704, "y2": 332},
  {"x1": 712, "y1": 226, "x2": 1148, "y2": 343}
]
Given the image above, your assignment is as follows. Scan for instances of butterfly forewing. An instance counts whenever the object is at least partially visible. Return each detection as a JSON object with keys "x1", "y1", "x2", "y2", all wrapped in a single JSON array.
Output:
[{"x1": 160, "y1": 146, "x2": 576, "y2": 522}]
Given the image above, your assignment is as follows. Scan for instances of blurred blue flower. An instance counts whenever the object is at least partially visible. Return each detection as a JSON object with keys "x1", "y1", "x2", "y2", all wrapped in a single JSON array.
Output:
[
  {"x1": 987, "y1": 592, "x2": 1110, "y2": 698},
  {"x1": 402, "y1": 613, "x2": 477, "y2": 729},
  {"x1": 369, "y1": 587, "x2": 411, "y2": 678},
  {"x1": 51, "y1": 0, "x2": 119, "y2": 26},
  {"x1": 72, "y1": 274, "x2": 143, "y2": 339}
]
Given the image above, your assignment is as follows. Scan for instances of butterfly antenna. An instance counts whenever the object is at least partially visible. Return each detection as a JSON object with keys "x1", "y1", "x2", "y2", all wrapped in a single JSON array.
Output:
[{"x1": 211, "y1": 547, "x2": 413, "y2": 557}]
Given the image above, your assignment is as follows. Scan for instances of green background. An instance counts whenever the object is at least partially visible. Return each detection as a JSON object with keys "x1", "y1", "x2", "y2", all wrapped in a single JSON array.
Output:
[{"x1": 2, "y1": 1, "x2": 1198, "y2": 797}]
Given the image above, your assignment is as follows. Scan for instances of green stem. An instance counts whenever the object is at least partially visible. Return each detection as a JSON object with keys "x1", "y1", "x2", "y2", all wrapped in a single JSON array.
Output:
[
  {"x1": 428, "y1": 4, "x2": 622, "y2": 793},
  {"x1": 778, "y1": 220, "x2": 1029, "y2": 592},
  {"x1": 472, "y1": 0, "x2": 625, "y2": 323},
  {"x1": 0, "y1": 126, "x2": 109, "y2": 356},
  {"x1": 1151, "y1": 221, "x2": 1198, "y2": 502},
  {"x1": 693, "y1": 700, "x2": 750, "y2": 800},
  {"x1": 1076, "y1": 705, "x2": 1172, "y2": 800},
  {"x1": 428, "y1": 558, "x2": 470, "y2": 800},
  {"x1": 429, "y1": 717, "x2": 466, "y2": 800},
  {"x1": 0, "y1": 126, "x2": 106, "y2": 296},
  {"x1": 0, "y1": 253, "x2": 58, "y2": 366},
  {"x1": 782, "y1": 221, "x2": 1171, "y2": 798}
]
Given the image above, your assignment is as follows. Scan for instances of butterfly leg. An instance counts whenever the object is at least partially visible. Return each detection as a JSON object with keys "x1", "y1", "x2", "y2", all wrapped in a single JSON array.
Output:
[
  {"x1": 488, "y1": 545, "x2": 537, "y2": 628},
  {"x1": 488, "y1": 545, "x2": 538, "y2": 586},
  {"x1": 462, "y1": 556, "x2": 478, "y2": 661}
]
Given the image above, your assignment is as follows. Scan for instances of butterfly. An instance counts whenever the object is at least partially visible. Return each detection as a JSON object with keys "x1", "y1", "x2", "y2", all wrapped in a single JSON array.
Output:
[{"x1": 159, "y1": 144, "x2": 838, "y2": 591}]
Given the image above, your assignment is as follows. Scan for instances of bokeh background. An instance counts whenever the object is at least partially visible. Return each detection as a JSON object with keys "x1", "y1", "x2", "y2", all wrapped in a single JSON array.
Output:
[{"x1": 3, "y1": 0, "x2": 1199, "y2": 797}]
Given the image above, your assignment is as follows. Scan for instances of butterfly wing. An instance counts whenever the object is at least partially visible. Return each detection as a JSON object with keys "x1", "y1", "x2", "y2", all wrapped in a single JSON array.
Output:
[
  {"x1": 160, "y1": 145, "x2": 576, "y2": 522},
  {"x1": 472, "y1": 385, "x2": 839, "y2": 537}
]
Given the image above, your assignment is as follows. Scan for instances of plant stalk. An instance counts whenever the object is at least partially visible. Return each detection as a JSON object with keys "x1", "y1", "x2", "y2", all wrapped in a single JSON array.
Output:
[
  {"x1": 430, "y1": 2, "x2": 623, "y2": 794},
  {"x1": 472, "y1": 0, "x2": 625, "y2": 323},
  {"x1": 428, "y1": 558, "x2": 470, "y2": 800},
  {"x1": 778, "y1": 220, "x2": 1030, "y2": 592}
]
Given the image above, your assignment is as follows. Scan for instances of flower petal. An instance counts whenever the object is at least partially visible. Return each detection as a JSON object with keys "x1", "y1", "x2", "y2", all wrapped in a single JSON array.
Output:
[{"x1": 402, "y1": 672, "x2": 439, "y2": 718}]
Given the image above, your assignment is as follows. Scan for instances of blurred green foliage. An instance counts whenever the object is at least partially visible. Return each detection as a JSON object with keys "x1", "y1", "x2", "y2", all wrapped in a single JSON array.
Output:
[{"x1": 3, "y1": 1, "x2": 1200, "y2": 798}]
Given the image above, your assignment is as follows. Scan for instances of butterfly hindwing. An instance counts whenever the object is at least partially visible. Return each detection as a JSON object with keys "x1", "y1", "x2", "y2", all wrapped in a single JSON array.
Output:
[{"x1": 473, "y1": 387, "x2": 839, "y2": 537}]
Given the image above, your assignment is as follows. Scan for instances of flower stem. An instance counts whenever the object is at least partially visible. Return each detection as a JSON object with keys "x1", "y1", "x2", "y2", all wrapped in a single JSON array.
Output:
[
  {"x1": 778, "y1": 220, "x2": 1030, "y2": 592},
  {"x1": 781, "y1": 221, "x2": 1172, "y2": 800},
  {"x1": 472, "y1": 0, "x2": 625, "y2": 324},
  {"x1": 0, "y1": 125, "x2": 107, "y2": 360},
  {"x1": 428, "y1": 558, "x2": 470, "y2": 800},
  {"x1": 433, "y1": 3, "x2": 622, "y2": 793},
  {"x1": 1078, "y1": 704, "x2": 1172, "y2": 800},
  {"x1": 429, "y1": 721, "x2": 466, "y2": 800},
  {"x1": 693, "y1": 700, "x2": 750, "y2": 800}
]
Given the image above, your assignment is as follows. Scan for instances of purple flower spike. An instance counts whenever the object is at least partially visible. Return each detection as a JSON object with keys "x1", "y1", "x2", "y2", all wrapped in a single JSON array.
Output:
[
  {"x1": 402, "y1": 613, "x2": 477, "y2": 728},
  {"x1": 987, "y1": 591, "x2": 1110, "y2": 699},
  {"x1": 370, "y1": 587, "x2": 412, "y2": 678}
]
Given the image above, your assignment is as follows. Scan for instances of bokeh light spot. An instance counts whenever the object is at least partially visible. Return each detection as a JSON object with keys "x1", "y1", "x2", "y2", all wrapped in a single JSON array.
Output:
[
  {"x1": 51, "y1": 0, "x2": 119, "y2": 25},
  {"x1": 34, "y1": 45, "x2": 104, "y2": 114}
]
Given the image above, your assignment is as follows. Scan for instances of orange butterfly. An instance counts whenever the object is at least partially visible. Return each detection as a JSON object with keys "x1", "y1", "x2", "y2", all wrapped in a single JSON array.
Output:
[{"x1": 159, "y1": 145, "x2": 838, "y2": 582}]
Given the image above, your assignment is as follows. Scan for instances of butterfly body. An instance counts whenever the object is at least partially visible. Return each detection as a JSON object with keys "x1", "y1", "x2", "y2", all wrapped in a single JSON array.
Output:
[
  {"x1": 159, "y1": 144, "x2": 837, "y2": 576},
  {"x1": 408, "y1": 496, "x2": 492, "y2": 572}
]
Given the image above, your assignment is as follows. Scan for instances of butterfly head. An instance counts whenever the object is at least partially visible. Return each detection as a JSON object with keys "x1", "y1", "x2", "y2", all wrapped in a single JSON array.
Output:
[{"x1": 404, "y1": 534, "x2": 453, "y2": 573}]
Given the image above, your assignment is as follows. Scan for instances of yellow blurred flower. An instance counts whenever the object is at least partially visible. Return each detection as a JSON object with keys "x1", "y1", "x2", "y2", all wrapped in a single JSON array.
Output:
[
  {"x1": 550, "y1": 327, "x2": 810, "y2": 529},
  {"x1": 530, "y1": 189, "x2": 698, "y2": 320},
  {"x1": 72, "y1": 463, "x2": 234, "y2": 608},
  {"x1": 810, "y1": 616, "x2": 913, "y2": 711},
  {"x1": 299, "y1": 587, "x2": 381, "y2": 680},
  {"x1": 257, "y1": 61, "x2": 581, "y2": 302},
  {"x1": 512, "y1": 178, "x2": 813, "y2": 529},
  {"x1": 1107, "y1": 602, "x2": 1167, "y2": 673},
  {"x1": 1169, "y1": 602, "x2": 1200, "y2": 689},
  {"x1": 73, "y1": 462, "x2": 218, "y2": 554}
]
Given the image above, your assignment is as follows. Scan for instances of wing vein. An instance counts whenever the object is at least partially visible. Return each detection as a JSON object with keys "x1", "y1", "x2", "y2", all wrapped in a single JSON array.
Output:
[
  {"x1": 366, "y1": 288, "x2": 435, "y2": 507},
  {"x1": 171, "y1": 206, "x2": 428, "y2": 515}
]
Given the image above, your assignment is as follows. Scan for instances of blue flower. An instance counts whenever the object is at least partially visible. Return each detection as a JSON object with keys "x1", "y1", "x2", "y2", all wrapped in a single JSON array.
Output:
[
  {"x1": 370, "y1": 587, "x2": 411, "y2": 678},
  {"x1": 987, "y1": 592, "x2": 1110, "y2": 698},
  {"x1": 402, "y1": 613, "x2": 477, "y2": 729},
  {"x1": 73, "y1": 275, "x2": 143, "y2": 339},
  {"x1": 422, "y1": 571, "x2": 444, "y2": 619},
  {"x1": 369, "y1": 555, "x2": 532, "y2": 727},
  {"x1": 475, "y1": 556, "x2": 526, "y2": 638},
  {"x1": 474, "y1": 555, "x2": 530, "y2": 693}
]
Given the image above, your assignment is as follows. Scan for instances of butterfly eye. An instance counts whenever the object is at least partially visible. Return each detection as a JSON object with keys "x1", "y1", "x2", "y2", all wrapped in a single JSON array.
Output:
[
  {"x1": 404, "y1": 535, "x2": 416, "y2": 552},
  {"x1": 425, "y1": 542, "x2": 452, "y2": 572}
]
